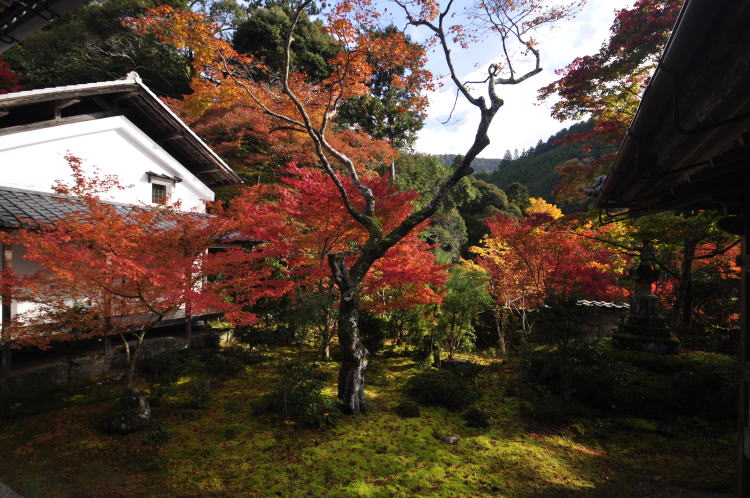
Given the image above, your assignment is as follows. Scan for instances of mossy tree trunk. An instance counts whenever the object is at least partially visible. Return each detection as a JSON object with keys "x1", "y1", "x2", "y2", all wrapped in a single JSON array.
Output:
[{"x1": 329, "y1": 253, "x2": 368, "y2": 414}]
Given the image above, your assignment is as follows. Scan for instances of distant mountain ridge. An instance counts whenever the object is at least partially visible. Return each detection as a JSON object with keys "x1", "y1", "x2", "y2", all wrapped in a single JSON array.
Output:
[
  {"x1": 435, "y1": 155, "x2": 500, "y2": 172},
  {"x1": 475, "y1": 121, "x2": 595, "y2": 200}
]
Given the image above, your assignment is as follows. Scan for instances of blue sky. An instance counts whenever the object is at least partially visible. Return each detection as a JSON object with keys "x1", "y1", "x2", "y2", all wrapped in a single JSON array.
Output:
[{"x1": 374, "y1": 0, "x2": 635, "y2": 158}]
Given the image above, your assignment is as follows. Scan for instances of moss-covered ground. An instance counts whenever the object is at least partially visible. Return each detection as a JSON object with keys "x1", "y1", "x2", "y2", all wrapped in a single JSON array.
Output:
[{"x1": 0, "y1": 348, "x2": 735, "y2": 497}]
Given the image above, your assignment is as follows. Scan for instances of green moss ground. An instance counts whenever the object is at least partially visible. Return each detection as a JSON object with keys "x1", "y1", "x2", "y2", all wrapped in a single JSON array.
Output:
[{"x1": 0, "y1": 349, "x2": 735, "y2": 497}]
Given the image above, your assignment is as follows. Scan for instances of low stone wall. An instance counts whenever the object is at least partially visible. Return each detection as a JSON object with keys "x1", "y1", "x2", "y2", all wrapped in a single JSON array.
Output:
[{"x1": 0, "y1": 333, "x2": 212, "y2": 394}]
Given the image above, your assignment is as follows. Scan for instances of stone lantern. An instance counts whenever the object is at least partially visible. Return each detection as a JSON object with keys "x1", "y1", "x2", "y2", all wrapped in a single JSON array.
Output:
[{"x1": 612, "y1": 245, "x2": 679, "y2": 354}]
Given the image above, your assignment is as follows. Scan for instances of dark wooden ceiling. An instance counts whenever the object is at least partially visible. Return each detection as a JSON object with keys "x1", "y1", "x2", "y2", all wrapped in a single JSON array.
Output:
[{"x1": 598, "y1": 0, "x2": 750, "y2": 216}]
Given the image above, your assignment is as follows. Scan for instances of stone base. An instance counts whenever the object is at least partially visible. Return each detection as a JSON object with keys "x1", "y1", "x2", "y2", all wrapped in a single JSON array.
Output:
[{"x1": 612, "y1": 332, "x2": 680, "y2": 354}]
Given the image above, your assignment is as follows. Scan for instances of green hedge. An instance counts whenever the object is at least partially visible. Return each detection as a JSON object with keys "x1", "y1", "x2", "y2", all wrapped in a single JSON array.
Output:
[{"x1": 525, "y1": 342, "x2": 737, "y2": 421}]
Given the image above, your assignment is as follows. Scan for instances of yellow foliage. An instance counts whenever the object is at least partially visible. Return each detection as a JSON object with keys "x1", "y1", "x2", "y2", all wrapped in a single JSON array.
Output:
[{"x1": 526, "y1": 197, "x2": 563, "y2": 219}]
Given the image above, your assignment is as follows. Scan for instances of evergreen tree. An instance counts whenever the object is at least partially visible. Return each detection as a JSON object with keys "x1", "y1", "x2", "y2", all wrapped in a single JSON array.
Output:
[{"x1": 4, "y1": 0, "x2": 199, "y2": 97}]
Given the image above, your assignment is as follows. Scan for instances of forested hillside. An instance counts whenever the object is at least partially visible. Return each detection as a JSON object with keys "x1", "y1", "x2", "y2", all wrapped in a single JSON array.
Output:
[
  {"x1": 436, "y1": 155, "x2": 499, "y2": 171},
  {"x1": 476, "y1": 120, "x2": 594, "y2": 199}
]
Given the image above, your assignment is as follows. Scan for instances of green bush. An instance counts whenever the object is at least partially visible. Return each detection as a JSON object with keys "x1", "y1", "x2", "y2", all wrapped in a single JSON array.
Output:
[
  {"x1": 204, "y1": 353, "x2": 245, "y2": 378},
  {"x1": 411, "y1": 334, "x2": 436, "y2": 367},
  {"x1": 394, "y1": 400, "x2": 421, "y2": 418},
  {"x1": 524, "y1": 342, "x2": 737, "y2": 421},
  {"x1": 203, "y1": 333, "x2": 222, "y2": 349},
  {"x1": 140, "y1": 350, "x2": 203, "y2": 384},
  {"x1": 234, "y1": 325, "x2": 295, "y2": 347},
  {"x1": 203, "y1": 345, "x2": 264, "y2": 378},
  {"x1": 143, "y1": 428, "x2": 174, "y2": 447},
  {"x1": 519, "y1": 387, "x2": 586, "y2": 425},
  {"x1": 258, "y1": 359, "x2": 337, "y2": 428},
  {"x1": 359, "y1": 311, "x2": 388, "y2": 357},
  {"x1": 140, "y1": 350, "x2": 204, "y2": 407},
  {"x1": 185, "y1": 377, "x2": 212, "y2": 409},
  {"x1": 223, "y1": 425, "x2": 241, "y2": 440},
  {"x1": 463, "y1": 406, "x2": 491, "y2": 428},
  {"x1": 441, "y1": 359, "x2": 484, "y2": 378},
  {"x1": 224, "y1": 399, "x2": 243, "y2": 414},
  {"x1": 406, "y1": 369, "x2": 482, "y2": 411}
]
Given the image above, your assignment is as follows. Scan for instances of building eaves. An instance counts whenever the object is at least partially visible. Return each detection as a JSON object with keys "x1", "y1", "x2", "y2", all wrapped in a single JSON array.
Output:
[
  {"x1": 0, "y1": 0, "x2": 87, "y2": 53},
  {"x1": 0, "y1": 73, "x2": 242, "y2": 188},
  {"x1": 597, "y1": 0, "x2": 750, "y2": 215}
]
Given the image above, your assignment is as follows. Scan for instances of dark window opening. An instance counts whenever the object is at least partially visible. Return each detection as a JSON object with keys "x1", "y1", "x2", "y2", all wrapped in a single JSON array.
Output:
[{"x1": 152, "y1": 183, "x2": 167, "y2": 203}]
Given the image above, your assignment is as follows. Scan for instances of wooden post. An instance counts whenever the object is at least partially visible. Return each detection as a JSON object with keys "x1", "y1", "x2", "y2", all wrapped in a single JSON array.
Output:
[
  {"x1": 739, "y1": 211, "x2": 750, "y2": 497},
  {"x1": 103, "y1": 292, "x2": 113, "y2": 356},
  {"x1": 185, "y1": 314, "x2": 193, "y2": 341},
  {"x1": 1, "y1": 243, "x2": 12, "y2": 377}
]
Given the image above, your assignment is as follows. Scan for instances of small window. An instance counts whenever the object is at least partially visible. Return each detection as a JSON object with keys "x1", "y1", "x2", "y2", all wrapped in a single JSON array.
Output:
[{"x1": 152, "y1": 183, "x2": 167, "y2": 204}]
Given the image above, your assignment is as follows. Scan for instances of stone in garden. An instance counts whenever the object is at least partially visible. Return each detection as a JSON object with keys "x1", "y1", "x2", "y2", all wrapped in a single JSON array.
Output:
[
  {"x1": 613, "y1": 245, "x2": 679, "y2": 354},
  {"x1": 103, "y1": 388, "x2": 151, "y2": 434},
  {"x1": 442, "y1": 435, "x2": 460, "y2": 444}
]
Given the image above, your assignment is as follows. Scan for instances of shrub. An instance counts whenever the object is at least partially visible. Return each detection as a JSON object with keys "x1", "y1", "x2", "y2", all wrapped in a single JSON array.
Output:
[
  {"x1": 223, "y1": 425, "x2": 241, "y2": 440},
  {"x1": 463, "y1": 406, "x2": 490, "y2": 428},
  {"x1": 234, "y1": 325, "x2": 295, "y2": 347},
  {"x1": 259, "y1": 359, "x2": 337, "y2": 428},
  {"x1": 140, "y1": 350, "x2": 204, "y2": 407},
  {"x1": 441, "y1": 359, "x2": 484, "y2": 378},
  {"x1": 406, "y1": 369, "x2": 481, "y2": 411},
  {"x1": 412, "y1": 334, "x2": 437, "y2": 367},
  {"x1": 143, "y1": 428, "x2": 174, "y2": 447},
  {"x1": 524, "y1": 342, "x2": 738, "y2": 421},
  {"x1": 140, "y1": 350, "x2": 203, "y2": 384},
  {"x1": 394, "y1": 400, "x2": 421, "y2": 418},
  {"x1": 203, "y1": 332, "x2": 222, "y2": 349},
  {"x1": 519, "y1": 387, "x2": 586, "y2": 425},
  {"x1": 359, "y1": 311, "x2": 388, "y2": 357},
  {"x1": 204, "y1": 353, "x2": 244, "y2": 378},
  {"x1": 224, "y1": 399, "x2": 243, "y2": 414},
  {"x1": 185, "y1": 377, "x2": 212, "y2": 409}
]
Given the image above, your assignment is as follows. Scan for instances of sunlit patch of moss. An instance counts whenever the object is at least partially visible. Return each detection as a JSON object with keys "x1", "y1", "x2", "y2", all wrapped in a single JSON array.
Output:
[{"x1": 0, "y1": 348, "x2": 736, "y2": 497}]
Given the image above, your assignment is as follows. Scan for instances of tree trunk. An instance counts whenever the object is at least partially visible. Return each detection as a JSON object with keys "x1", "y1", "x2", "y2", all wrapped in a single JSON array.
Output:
[
  {"x1": 672, "y1": 240, "x2": 697, "y2": 332},
  {"x1": 121, "y1": 330, "x2": 147, "y2": 389},
  {"x1": 329, "y1": 253, "x2": 368, "y2": 414},
  {"x1": 321, "y1": 322, "x2": 331, "y2": 360},
  {"x1": 494, "y1": 309, "x2": 507, "y2": 356},
  {"x1": 0, "y1": 347, "x2": 10, "y2": 377}
]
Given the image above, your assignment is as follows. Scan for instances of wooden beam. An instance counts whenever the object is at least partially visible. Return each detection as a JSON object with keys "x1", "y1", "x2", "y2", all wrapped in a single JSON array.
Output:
[
  {"x1": 740, "y1": 209, "x2": 750, "y2": 496},
  {"x1": 0, "y1": 111, "x2": 115, "y2": 136},
  {"x1": 54, "y1": 98, "x2": 81, "y2": 120}
]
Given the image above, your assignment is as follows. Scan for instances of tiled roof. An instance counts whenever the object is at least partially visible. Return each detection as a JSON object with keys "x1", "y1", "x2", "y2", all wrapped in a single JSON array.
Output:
[
  {"x1": 576, "y1": 300, "x2": 630, "y2": 310},
  {"x1": 0, "y1": 185, "x2": 185, "y2": 228},
  {"x1": 0, "y1": 186, "x2": 88, "y2": 228}
]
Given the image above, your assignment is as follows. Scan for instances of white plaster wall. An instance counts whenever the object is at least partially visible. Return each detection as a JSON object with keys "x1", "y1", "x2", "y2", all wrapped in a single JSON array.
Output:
[
  {"x1": 10, "y1": 244, "x2": 43, "y2": 317},
  {"x1": 0, "y1": 116, "x2": 214, "y2": 212}
]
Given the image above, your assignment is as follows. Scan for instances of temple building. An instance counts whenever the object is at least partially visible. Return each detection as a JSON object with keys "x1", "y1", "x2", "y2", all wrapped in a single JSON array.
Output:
[
  {"x1": 0, "y1": 73, "x2": 240, "y2": 381},
  {"x1": 597, "y1": 0, "x2": 750, "y2": 494}
]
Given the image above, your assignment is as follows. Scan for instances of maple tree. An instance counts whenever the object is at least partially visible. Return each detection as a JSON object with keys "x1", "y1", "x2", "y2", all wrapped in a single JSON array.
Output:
[
  {"x1": 526, "y1": 197, "x2": 563, "y2": 219},
  {"x1": 536, "y1": 0, "x2": 741, "y2": 337},
  {"x1": 0, "y1": 56, "x2": 20, "y2": 94},
  {"x1": 129, "y1": 0, "x2": 582, "y2": 414},
  {"x1": 233, "y1": 163, "x2": 446, "y2": 358},
  {"x1": 472, "y1": 211, "x2": 625, "y2": 349},
  {"x1": 0, "y1": 156, "x2": 286, "y2": 391},
  {"x1": 538, "y1": 0, "x2": 681, "y2": 205}
]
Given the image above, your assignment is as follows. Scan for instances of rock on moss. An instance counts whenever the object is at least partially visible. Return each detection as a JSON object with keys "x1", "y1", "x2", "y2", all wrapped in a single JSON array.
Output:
[{"x1": 103, "y1": 388, "x2": 151, "y2": 434}]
